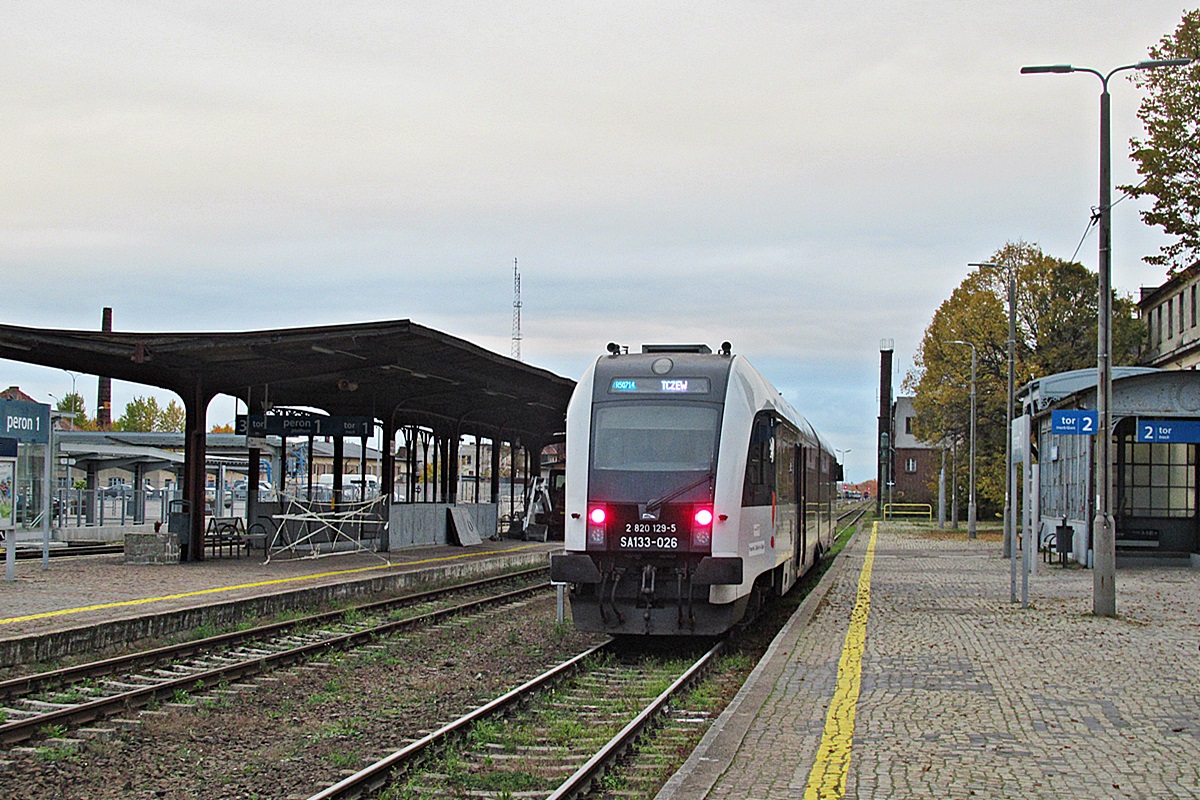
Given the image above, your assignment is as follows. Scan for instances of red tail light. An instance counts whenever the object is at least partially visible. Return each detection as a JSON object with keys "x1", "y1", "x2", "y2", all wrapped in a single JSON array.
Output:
[
  {"x1": 692, "y1": 505, "x2": 713, "y2": 551},
  {"x1": 586, "y1": 505, "x2": 607, "y2": 549}
]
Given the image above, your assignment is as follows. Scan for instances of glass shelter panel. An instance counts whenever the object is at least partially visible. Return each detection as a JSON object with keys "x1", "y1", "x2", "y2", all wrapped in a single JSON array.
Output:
[{"x1": 1118, "y1": 435, "x2": 1195, "y2": 519}]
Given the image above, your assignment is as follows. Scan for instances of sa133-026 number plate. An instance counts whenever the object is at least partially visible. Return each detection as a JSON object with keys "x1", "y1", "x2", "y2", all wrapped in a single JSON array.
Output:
[{"x1": 620, "y1": 521, "x2": 680, "y2": 550}]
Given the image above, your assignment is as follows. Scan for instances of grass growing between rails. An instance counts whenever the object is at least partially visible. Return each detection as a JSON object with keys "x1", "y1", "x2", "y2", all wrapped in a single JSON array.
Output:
[{"x1": 380, "y1": 651, "x2": 702, "y2": 798}]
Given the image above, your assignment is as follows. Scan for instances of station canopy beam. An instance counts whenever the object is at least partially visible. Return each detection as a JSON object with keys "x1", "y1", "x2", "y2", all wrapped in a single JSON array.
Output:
[{"x1": 0, "y1": 319, "x2": 575, "y2": 560}]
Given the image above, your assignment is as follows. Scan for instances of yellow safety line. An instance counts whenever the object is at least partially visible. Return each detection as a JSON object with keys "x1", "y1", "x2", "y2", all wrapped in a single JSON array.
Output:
[
  {"x1": 803, "y1": 521, "x2": 879, "y2": 800},
  {"x1": 0, "y1": 544, "x2": 548, "y2": 626}
]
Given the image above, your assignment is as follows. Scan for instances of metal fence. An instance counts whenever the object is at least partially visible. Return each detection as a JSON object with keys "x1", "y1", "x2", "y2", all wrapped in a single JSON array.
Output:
[
  {"x1": 40, "y1": 483, "x2": 530, "y2": 537},
  {"x1": 50, "y1": 488, "x2": 173, "y2": 528}
]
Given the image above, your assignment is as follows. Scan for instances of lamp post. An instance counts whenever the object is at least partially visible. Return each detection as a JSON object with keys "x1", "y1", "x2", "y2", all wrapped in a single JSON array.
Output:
[
  {"x1": 1021, "y1": 57, "x2": 1192, "y2": 618},
  {"x1": 946, "y1": 340, "x2": 977, "y2": 539},
  {"x1": 62, "y1": 370, "x2": 80, "y2": 399}
]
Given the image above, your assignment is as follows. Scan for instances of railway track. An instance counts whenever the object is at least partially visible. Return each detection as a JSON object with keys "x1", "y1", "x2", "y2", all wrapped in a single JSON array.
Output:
[
  {"x1": 3, "y1": 544, "x2": 124, "y2": 560},
  {"x1": 2, "y1": 510, "x2": 870, "y2": 797},
  {"x1": 0, "y1": 568, "x2": 549, "y2": 747},
  {"x1": 306, "y1": 639, "x2": 723, "y2": 800}
]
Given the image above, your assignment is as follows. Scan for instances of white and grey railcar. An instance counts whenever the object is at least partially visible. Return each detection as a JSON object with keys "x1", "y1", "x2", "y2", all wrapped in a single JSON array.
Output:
[{"x1": 550, "y1": 343, "x2": 839, "y2": 636}]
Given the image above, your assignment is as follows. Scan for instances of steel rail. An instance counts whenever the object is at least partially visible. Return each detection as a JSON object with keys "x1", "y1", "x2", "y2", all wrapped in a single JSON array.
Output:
[
  {"x1": 0, "y1": 579, "x2": 549, "y2": 746},
  {"x1": 306, "y1": 641, "x2": 613, "y2": 800},
  {"x1": 0, "y1": 566, "x2": 546, "y2": 700},
  {"x1": 6, "y1": 544, "x2": 124, "y2": 560},
  {"x1": 545, "y1": 639, "x2": 725, "y2": 800}
]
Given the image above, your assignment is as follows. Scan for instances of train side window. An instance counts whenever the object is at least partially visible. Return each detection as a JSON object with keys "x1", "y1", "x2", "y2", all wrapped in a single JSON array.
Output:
[
  {"x1": 776, "y1": 424, "x2": 797, "y2": 505},
  {"x1": 742, "y1": 412, "x2": 776, "y2": 506}
]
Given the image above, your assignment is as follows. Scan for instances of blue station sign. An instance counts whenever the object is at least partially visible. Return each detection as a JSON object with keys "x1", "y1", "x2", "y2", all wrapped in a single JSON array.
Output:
[
  {"x1": 1051, "y1": 410, "x2": 1098, "y2": 436},
  {"x1": 1136, "y1": 419, "x2": 1200, "y2": 443},
  {"x1": 0, "y1": 398, "x2": 51, "y2": 445},
  {"x1": 236, "y1": 414, "x2": 374, "y2": 438}
]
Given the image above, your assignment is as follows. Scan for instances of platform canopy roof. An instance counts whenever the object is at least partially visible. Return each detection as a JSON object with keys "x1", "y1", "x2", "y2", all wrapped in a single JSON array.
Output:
[
  {"x1": 1023, "y1": 367, "x2": 1200, "y2": 421},
  {"x1": 0, "y1": 319, "x2": 574, "y2": 443}
]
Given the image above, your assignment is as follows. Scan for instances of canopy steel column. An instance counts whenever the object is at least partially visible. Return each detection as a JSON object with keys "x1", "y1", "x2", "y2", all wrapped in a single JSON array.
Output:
[
  {"x1": 182, "y1": 380, "x2": 212, "y2": 562},
  {"x1": 447, "y1": 434, "x2": 460, "y2": 504},
  {"x1": 490, "y1": 433, "x2": 502, "y2": 504},
  {"x1": 332, "y1": 436, "x2": 344, "y2": 508}
]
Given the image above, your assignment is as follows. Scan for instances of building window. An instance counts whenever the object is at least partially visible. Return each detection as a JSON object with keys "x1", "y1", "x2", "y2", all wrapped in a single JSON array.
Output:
[
  {"x1": 1168, "y1": 297, "x2": 1174, "y2": 338},
  {"x1": 905, "y1": 416, "x2": 914, "y2": 435},
  {"x1": 905, "y1": 457, "x2": 917, "y2": 474},
  {"x1": 1192, "y1": 284, "x2": 1197, "y2": 328},
  {"x1": 1181, "y1": 291, "x2": 1186, "y2": 332},
  {"x1": 1119, "y1": 439, "x2": 1195, "y2": 518},
  {"x1": 1157, "y1": 305, "x2": 1163, "y2": 344}
]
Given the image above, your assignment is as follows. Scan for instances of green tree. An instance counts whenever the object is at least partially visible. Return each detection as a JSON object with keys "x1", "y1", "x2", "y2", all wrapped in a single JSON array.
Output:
[
  {"x1": 905, "y1": 241, "x2": 1144, "y2": 515},
  {"x1": 54, "y1": 392, "x2": 94, "y2": 430},
  {"x1": 112, "y1": 396, "x2": 163, "y2": 432},
  {"x1": 111, "y1": 396, "x2": 186, "y2": 432},
  {"x1": 161, "y1": 400, "x2": 185, "y2": 432},
  {"x1": 1123, "y1": 10, "x2": 1200, "y2": 275}
]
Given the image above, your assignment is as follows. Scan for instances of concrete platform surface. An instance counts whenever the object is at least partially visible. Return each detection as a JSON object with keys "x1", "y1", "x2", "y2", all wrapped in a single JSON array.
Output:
[
  {"x1": 0, "y1": 540, "x2": 557, "y2": 667},
  {"x1": 658, "y1": 520, "x2": 1200, "y2": 800}
]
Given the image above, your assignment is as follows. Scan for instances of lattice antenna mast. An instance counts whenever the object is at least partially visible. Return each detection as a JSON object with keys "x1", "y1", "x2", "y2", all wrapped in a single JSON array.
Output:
[{"x1": 511, "y1": 258, "x2": 522, "y2": 361}]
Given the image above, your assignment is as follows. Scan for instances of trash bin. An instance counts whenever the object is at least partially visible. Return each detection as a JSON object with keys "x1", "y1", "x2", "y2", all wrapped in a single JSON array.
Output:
[
  {"x1": 169, "y1": 499, "x2": 191, "y2": 560},
  {"x1": 1054, "y1": 521, "x2": 1073, "y2": 565}
]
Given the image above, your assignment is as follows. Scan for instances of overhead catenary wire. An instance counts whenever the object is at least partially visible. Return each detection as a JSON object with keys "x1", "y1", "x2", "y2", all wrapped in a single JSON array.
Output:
[{"x1": 1066, "y1": 114, "x2": 1200, "y2": 266}]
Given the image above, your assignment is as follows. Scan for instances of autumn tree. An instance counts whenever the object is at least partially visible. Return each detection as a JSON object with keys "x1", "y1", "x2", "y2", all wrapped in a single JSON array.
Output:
[
  {"x1": 1123, "y1": 10, "x2": 1200, "y2": 275},
  {"x1": 905, "y1": 242, "x2": 1144, "y2": 516}
]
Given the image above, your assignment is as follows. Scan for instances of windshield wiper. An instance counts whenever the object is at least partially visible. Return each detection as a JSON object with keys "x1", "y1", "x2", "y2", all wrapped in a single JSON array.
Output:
[{"x1": 645, "y1": 473, "x2": 714, "y2": 512}]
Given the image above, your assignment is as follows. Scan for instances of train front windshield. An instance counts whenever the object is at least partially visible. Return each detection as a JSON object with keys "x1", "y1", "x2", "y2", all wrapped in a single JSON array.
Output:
[{"x1": 589, "y1": 403, "x2": 721, "y2": 500}]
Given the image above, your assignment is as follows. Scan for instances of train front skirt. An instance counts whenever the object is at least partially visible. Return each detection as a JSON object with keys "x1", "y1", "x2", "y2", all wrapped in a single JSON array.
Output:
[{"x1": 551, "y1": 553, "x2": 745, "y2": 636}]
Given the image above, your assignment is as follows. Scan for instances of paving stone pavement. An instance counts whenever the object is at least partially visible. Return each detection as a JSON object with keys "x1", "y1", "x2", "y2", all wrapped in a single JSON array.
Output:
[{"x1": 658, "y1": 521, "x2": 1200, "y2": 800}]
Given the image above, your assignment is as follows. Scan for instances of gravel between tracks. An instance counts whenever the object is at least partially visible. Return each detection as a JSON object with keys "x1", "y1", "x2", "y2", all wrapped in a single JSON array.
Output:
[{"x1": 0, "y1": 595, "x2": 604, "y2": 800}]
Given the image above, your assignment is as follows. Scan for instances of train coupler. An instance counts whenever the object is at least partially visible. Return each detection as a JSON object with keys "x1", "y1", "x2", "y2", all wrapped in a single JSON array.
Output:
[{"x1": 640, "y1": 565, "x2": 657, "y2": 632}]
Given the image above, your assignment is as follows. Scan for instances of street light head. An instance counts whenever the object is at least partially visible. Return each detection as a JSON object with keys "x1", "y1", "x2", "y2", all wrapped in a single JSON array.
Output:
[
  {"x1": 968, "y1": 261, "x2": 999, "y2": 269},
  {"x1": 1136, "y1": 58, "x2": 1193, "y2": 70},
  {"x1": 1020, "y1": 64, "x2": 1074, "y2": 74}
]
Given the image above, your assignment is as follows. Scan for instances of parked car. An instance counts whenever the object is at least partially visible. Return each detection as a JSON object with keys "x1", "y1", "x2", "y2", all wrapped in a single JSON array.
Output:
[
  {"x1": 101, "y1": 483, "x2": 133, "y2": 499},
  {"x1": 231, "y1": 480, "x2": 274, "y2": 501}
]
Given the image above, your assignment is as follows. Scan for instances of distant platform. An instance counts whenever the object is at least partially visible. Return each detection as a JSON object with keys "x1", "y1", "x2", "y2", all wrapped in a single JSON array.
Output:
[{"x1": 0, "y1": 539, "x2": 557, "y2": 668}]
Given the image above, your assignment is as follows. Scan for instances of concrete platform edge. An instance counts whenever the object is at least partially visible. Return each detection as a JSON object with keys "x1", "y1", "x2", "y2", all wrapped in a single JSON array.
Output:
[
  {"x1": 0, "y1": 549, "x2": 548, "y2": 669},
  {"x1": 655, "y1": 521, "x2": 868, "y2": 800}
]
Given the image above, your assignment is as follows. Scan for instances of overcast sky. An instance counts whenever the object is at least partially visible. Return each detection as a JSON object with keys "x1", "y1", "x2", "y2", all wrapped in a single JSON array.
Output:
[{"x1": 2, "y1": 1, "x2": 1194, "y2": 482}]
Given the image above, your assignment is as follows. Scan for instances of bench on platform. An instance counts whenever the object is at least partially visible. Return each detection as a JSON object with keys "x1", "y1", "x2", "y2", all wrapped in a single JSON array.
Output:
[{"x1": 205, "y1": 516, "x2": 246, "y2": 558}]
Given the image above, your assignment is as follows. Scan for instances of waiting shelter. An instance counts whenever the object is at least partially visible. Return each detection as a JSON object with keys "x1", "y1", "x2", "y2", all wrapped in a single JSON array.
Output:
[{"x1": 1021, "y1": 367, "x2": 1200, "y2": 566}]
